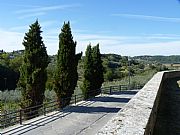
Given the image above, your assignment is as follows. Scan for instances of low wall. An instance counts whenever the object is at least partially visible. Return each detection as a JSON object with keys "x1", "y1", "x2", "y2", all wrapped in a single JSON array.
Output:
[{"x1": 97, "y1": 71, "x2": 180, "y2": 135}]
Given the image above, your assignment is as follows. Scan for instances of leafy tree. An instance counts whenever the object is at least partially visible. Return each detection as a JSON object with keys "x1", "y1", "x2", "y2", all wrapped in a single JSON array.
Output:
[
  {"x1": 149, "y1": 64, "x2": 156, "y2": 69},
  {"x1": 0, "y1": 53, "x2": 10, "y2": 67},
  {"x1": 81, "y1": 45, "x2": 94, "y2": 99},
  {"x1": 0, "y1": 65, "x2": 19, "y2": 90},
  {"x1": 18, "y1": 20, "x2": 49, "y2": 119},
  {"x1": 54, "y1": 22, "x2": 82, "y2": 108},
  {"x1": 104, "y1": 69, "x2": 114, "y2": 81},
  {"x1": 156, "y1": 64, "x2": 168, "y2": 71},
  {"x1": 91, "y1": 44, "x2": 104, "y2": 95},
  {"x1": 138, "y1": 63, "x2": 145, "y2": 70},
  {"x1": 46, "y1": 55, "x2": 56, "y2": 90},
  {"x1": 0, "y1": 51, "x2": 22, "y2": 90},
  {"x1": 9, "y1": 55, "x2": 23, "y2": 72}
]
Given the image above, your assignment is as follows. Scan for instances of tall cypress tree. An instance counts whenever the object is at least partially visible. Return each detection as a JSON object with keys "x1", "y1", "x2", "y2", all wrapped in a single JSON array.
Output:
[
  {"x1": 92, "y1": 44, "x2": 104, "y2": 95},
  {"x1": 81, "y1": 45, "x2": 94, "y2": 99},
  {"x1": 54, "y1": 22, "x2": 82, "y2": 108},
  {"x1": 18, "y1": 20, "x2": 49, "y2": 118},
  {"x1": 82, "y1": 44, "x2": 104, "y2": 98}
]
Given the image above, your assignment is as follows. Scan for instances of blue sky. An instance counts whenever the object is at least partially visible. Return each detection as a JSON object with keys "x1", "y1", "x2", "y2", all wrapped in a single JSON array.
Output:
[{"x1": 1, "y1": 0, "x2": 180, "y2": 56}]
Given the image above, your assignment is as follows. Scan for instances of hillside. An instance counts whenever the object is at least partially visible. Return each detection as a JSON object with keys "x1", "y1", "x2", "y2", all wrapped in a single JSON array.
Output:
[
  {"x1": 134, "y1": 55, "x2": 180, "y2": 64},
  {"x1": 0, "y1": 51, "x2": 168, "y2": 90}
]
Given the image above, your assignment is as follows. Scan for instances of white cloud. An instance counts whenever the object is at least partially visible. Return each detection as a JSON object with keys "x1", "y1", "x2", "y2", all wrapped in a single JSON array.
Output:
[
  {"x1": 74, "y1": 33, "x2": 180, "y2": 45},
  {"x1": 44, "y1": 38, "x2": 59, "y2": 55},
  {"x1": 15, "y1": 4, "x2": 81, "y2": 19},
  {"x1": 112, "y1": 13, "x2": 180, "y2": 23},
  {"x1": 74, "y1": 33, "x2": 126, "y2": 41},
  {"x1": 18, "y1": 12, "x2": 45, "y2": 19},
  {"x1": 0, "y1": 29, "x2": 24, "y2": 51},
  {"x1": 0, "y1": 28, "x2": 59, "y2": 55},
  {"x1": 144, "y1": 34, "x2": 180, "y2": 39},
  {"x1": 15, "y1": 4, "x2": 81, "y2": 14},
  {"x1": 9, "y1": 20, "x2": 58, "y2": 33},
  {"x1": 1, "y1": 27, "x2": 180, "y2": 56},
  {"x1": 9, "y1": 26, "x2": 28, "y2": 31},
  {"x1": 74, "y1": 33, "x2": 180, "y2": 56},
  {"x1": 109, "y1": 41, "x2": 180, "y2": 56},
  {"x1": 12, "y1": 4, "x2": 41, "y2": 8}
]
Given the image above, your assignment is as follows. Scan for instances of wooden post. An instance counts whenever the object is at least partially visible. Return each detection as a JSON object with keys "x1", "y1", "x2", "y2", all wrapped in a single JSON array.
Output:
[
  {"x1": 43, "y1": 104, "x2": 46, "y2": 116},
  {"x1": 119, "y1": 85, "x2": 121, "y2": 92},
  {"x1": 19, "y1": 109, "x2": 22, "y2": 125},
  {"x1": 74, "y1": 95, "x2": 76, "y2": 105},
  {"x1": 110, "y1": 86, "x2": 112, "y2": 94}
]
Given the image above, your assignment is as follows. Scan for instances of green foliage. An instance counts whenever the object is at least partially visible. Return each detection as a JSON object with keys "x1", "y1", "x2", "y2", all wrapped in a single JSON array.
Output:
[
  {"x1": 0, "y1": 52, "x2": 10, "y2": 67},
  {"x1": 0, "y1": 89, "x2": 21, "y2": 112},
  {"x1": 54, "y1": 22, "x2": 82, "y2": 108},
  {"x1": 155, "y1": 64, "x2": 168, "y2": 71},
  {"x1": 104, "y1": 69, "x2": 114, "y2": 81},
  {"x1": 9, "y1": 55, "x2": 23, "y2": 72},
  {"x1": 103, "y1": 69, "x2": 157, "y2": 87},
  {"x1": 0, "y1": 65, "x2": 19, "y2": 90},
  {"x1": 91, "y1": 44, "x2": 104, "y2": 93},
  {"x1": 134, "y1": 55, "x2": 180, "y2": 64},
  {"x1": 0, "y1": 51, "x2": 23, "y2": 91},
  {"x1": 0, "y1": 89, "x2": 57, "y2": 112},
  {"x1": 81, "y1": 45, "x2": 94, "y2": 99},
  {"x1": 46, "y1": 55, "x2": 56, "y2": 90},
  {"x1": 138, "y1": 63, "x2": 145, "y2": 70},
  {"x1": 81, "y1": 44, "x2": 104, "y2": 98},
  {"x1": 18, "y1": 20, "x2": 49, "y2": 118},
  {"x1": 44, "y1": 89, "x2": 57, "y2": 102},
  {"x1": 0, "y1": 50, "x2": 24, "y2": 72}
]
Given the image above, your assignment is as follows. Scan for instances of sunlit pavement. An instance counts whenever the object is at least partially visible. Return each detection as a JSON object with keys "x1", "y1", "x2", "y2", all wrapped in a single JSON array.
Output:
[{"x1": 2, "y1": 90, "x2": 139, "y2": 135}]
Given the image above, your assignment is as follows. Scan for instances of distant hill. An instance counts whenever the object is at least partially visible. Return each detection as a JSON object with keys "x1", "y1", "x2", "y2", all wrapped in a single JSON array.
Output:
[
  {"x1": 2, "y1": 50, "x2": 180, "y2": 64},
  {"x1": 133, "y1": 55, "x2": 180, "y2": 64}
]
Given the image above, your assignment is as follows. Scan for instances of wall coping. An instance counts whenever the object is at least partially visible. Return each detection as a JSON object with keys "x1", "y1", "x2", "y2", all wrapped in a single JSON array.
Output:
[{"x1": 97, "y1": 71, "x2": 180, "y2": 135}]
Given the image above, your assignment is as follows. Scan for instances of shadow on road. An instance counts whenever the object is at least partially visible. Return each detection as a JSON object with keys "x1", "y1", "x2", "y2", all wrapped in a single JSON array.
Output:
[
  {"x1": 64, "y1": 106, "x2": 121, "y2": 113},
  {"x1": 111, "y1": 90, "x2": 138, "y2": 95},
  {"x1": 89, "y1": 97, "x2": 130, "y2": 103}
]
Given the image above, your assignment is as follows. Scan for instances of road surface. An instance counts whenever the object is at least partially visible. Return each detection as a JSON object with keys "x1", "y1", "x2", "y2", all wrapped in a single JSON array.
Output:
[{"x1": 2, "y1": 90, "x2": 138, "y2": 135}]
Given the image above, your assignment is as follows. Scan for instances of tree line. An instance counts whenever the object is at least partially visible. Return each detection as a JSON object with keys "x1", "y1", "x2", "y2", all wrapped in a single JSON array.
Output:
[
  {"x1": 8, "y1": 20, "x2": 104, "y2": 118},
  {"x1": 134, "y1": 55, "x2": 180, "y2": 64}
]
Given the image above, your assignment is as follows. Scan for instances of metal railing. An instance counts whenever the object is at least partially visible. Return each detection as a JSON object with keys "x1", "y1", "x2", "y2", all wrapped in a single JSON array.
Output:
[{"x1": 0, "y1": 84, "x2": 143, "y2": 129}]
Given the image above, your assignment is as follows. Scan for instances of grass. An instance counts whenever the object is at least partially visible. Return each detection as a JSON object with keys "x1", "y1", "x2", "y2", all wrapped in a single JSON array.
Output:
[
  {"x1": 102, "y1": 69, "x2": 157, "y2": 87},
  {"x1": 0, "y1": 89, "x2": 21, "y2": 111},
  {"x1": 0, "y1": 89, "x2": 57, "y2": 112}
]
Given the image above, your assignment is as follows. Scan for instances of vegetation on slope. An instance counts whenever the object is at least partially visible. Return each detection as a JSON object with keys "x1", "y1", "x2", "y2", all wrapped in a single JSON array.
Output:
[{"x1": 134, "y1": 55, "x2": 180, "y2": 64}]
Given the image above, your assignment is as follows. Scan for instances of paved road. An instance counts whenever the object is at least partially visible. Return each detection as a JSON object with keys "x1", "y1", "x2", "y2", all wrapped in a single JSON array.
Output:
[{"x1": 2, "y1": 90, "x2": 138, "y2": 135}]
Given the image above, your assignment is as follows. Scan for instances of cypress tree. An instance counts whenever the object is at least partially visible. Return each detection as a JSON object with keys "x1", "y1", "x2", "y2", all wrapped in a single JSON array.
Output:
[
  {"x1": 18, "y1": 20, "x2": 49, "y2": 119},
  {"x1": 82, "y1": 44, "x2": 104, "y2": 98},
  {"x1": 92, "y1": 44, "x2": 104, "y2": 95},
  {"x1": 54, "y1": 22, "x2": 82, "y2": 108},
  {"x1": 81, "y1": 45, "x2": 94, "y2": 99}
]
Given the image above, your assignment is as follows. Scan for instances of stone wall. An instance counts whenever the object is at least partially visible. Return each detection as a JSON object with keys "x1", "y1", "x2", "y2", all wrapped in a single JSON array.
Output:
[{"x1": 97, "y1": 71, "x2": 180, "y2": 135}]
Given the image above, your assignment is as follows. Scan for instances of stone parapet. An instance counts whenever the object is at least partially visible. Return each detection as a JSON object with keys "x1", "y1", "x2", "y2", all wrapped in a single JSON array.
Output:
[{"x1": 97, "y1": 71, "x2": 180, "y2": 135}]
